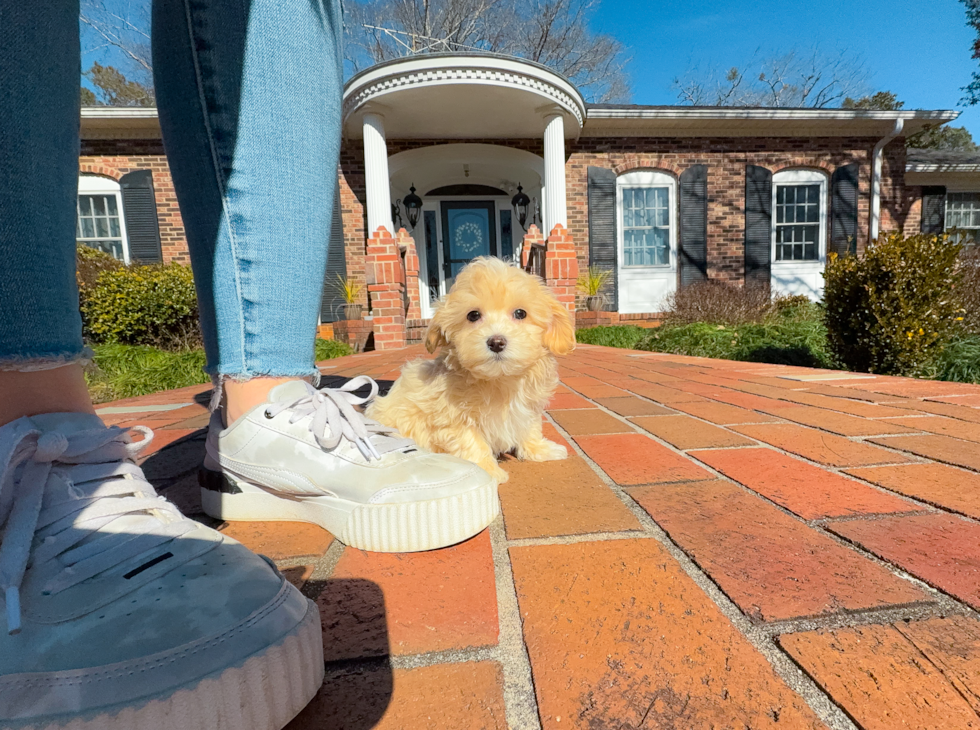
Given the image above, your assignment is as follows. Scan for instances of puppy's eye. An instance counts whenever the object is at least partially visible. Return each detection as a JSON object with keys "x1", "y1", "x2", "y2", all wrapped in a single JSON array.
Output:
[
  {"x1": 466, "y1": 310, "x2": 481, "y2": 322},
  {"x1": 513, "y1": 309, "x2": 527, "y2": 320}
]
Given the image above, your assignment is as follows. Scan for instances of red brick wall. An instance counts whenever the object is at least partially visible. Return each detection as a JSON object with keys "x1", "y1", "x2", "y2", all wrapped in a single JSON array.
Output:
[
  {"x1": 565, "y1": 136, "x2": 903, "y2": 285},
  {"x1": 80, "y1": 136, "x2": 918, "y2": 294},
  {"x1": 80, "y1": 140, "x2": 187, "y2": 264}
]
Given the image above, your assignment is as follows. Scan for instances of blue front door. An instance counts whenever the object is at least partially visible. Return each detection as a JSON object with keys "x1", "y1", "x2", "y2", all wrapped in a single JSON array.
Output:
[{"x1": 441, "y1": 201, "x2": 496, "y2": 286}]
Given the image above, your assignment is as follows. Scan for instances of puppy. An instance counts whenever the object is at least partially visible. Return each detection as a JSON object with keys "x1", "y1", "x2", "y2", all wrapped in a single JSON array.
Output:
[{"x1": 366, "y1": 257, "x2": 575, "y2": 483}]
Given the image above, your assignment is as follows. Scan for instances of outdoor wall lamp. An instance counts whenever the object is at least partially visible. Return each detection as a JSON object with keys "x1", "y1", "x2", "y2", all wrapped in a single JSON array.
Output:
[
  {"x1": 402, "y1": 184, "x2": 423, "y2": 229},
  {"x1": 511, "y1": 183, "x2": 531, "y2": 231}
]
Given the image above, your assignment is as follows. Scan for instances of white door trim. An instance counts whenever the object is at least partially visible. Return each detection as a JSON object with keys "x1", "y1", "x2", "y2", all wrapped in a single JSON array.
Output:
[
  {"x1": 616, "y1": 170, "x2": 678, "y2": 314},
  {"x1": 770, "y1": 168, "x2": 828, "y2": 301}
]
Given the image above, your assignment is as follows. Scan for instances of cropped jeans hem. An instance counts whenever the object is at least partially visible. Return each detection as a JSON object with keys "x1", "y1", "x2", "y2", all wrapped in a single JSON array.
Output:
[
  {"x1": 207, "y1": 368, "x2": 322, "y2": 410},
  {"x1": 0, "y1": 348, "x2": 93, "y2": 373}
]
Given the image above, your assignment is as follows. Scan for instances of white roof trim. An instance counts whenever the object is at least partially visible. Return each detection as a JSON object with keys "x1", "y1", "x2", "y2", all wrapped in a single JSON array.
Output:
[
  {"x1": 81, "y1": 107, "x2": 159, "y2": 118},
  {"x1": 587, "y1": 108, "x2": 958, "y2": 122},
  {"x1": 907, "y1": 163, "x2": 980, "y2": 173}
]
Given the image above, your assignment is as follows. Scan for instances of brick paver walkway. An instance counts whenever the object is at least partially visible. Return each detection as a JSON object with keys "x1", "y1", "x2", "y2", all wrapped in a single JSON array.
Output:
[{"x1": 100, "y1": 345, "x2": 980, "y2": 730}]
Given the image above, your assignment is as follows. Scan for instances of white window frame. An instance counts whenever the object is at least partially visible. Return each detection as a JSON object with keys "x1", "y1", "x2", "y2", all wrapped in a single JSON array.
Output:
[
  {"x1": 944, "y1": 192, "x2": 980, "y2": 246},
  {"x1": 616, "y1": 170, "x2": 677, "y2": 270},
  {"x1": 770, "y1": 169, "x2": 828, "y2": 265},
  {"x1": 77, "y1": 175, "x2": 129, "y2": 264}
]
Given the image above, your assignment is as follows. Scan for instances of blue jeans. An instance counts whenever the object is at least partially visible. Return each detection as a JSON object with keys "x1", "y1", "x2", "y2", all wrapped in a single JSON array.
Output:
[{"x1": 0, "y1": 0, "x2": 342, "y2": 382}]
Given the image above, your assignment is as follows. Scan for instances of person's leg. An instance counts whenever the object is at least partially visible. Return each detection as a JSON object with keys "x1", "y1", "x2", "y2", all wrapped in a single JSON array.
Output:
[
  {"x1": 0, "y1": 5, "x2": 323, "y2": 728},
  {"x1": 153, "y1": 0, "x2": 342, "y2": 423},
  {"x1": 0, "y1": 0, "x2": 95, "y2": 426}
]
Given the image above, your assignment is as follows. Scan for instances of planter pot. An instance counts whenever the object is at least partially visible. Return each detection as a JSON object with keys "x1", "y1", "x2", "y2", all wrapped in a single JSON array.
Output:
[
  {"x1": 343, "y1": 303, "x2": 363, "y2": 320},
  {"x1": 585, "y1": 295, "x2": 605, "y2": 312}
]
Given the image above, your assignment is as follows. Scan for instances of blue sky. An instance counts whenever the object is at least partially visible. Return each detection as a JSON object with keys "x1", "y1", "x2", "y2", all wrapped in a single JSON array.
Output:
[
  {"x1": 588, "y1": 0, "x2": 980, "y2": 135},
  {"x1": 84, "y1": 0, "x2": 980, "y2": 136}
]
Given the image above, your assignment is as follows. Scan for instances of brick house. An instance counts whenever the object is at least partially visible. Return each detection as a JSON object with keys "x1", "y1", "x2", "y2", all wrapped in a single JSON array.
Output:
[{"x1": 78, "y1": 53, "x2": 974, "y2": 349}]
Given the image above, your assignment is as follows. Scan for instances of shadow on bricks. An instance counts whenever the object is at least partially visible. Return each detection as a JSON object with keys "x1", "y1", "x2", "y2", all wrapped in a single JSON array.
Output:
[{"x1": 287, "y1": 579, "x2": 394, "y2": 730}]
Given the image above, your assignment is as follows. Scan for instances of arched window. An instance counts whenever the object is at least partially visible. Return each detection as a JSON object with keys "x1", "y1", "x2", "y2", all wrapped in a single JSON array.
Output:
[{"x1": 77, "y1": 175, "x2": 129, "y2": 262}]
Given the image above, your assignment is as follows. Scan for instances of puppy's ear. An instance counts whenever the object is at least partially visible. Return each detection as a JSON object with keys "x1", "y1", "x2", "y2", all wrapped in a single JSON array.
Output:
[
  {"x1": 424, "y1": 312, "x2": 448, "y2": 353},
  {"x1": 543, "y1": 298, "x2": 576, "y2": 356}
]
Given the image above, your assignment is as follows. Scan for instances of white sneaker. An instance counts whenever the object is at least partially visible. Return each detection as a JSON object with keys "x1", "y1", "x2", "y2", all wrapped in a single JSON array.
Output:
[
  {"x1": 0, "y1": 414, "x2": 323, "y2": 730},
  {"x1": 200, "y1": 377, "x2": 499, "y2": 553}
]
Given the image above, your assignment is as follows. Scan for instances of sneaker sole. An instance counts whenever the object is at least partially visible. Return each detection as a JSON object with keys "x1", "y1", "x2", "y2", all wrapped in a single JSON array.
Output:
[
  {"x1": 22, "y1": 598, "x2": 323, "y2": 730},
  {"x1": 200, "y1": 469, "x2": 499, "y2": 553}
]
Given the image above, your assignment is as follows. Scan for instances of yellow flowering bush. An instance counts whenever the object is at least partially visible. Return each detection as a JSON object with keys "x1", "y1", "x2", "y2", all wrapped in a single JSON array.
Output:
[
  {"x1": 81, "y1": 262, "x2": 201, "y2": 351},
  {"x1": 823, "y1": 232, "x2": 966, "y2": 375}
]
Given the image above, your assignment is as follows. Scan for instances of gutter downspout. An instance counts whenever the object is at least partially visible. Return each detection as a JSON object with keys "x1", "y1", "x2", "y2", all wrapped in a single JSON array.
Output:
[{"x1": 870, "y1": 118, "x2": 905, "y2": 244}]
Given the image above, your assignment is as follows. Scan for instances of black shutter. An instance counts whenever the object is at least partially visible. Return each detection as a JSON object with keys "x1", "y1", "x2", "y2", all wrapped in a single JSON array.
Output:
[
  {"x1": 679, "y1": 164, "x2": 708, "y2": 287},
  {"x1": 921, "y1": 186, "x2": 947, "y2": 234},
  {"x1": 320, "y1": 182, "x2": 347, "y2": 323},
  {"x1": 119, "y1": 170, "x2": 163, "y2": 264},
  {"x1": 830, "y1": 163, "x2": 859, "y2": 256},
  {"x1": 744, "y1": 165, "x2": 772, "y2": 287},
  {"x1": 587, "y1": 166, "x2": 618, "y2": 310}
]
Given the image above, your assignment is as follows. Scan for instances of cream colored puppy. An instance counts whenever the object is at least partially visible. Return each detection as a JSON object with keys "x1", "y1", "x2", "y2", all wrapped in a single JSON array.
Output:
[{"x1": 367, "y1": 257, "x2": 575, "y2": 483}]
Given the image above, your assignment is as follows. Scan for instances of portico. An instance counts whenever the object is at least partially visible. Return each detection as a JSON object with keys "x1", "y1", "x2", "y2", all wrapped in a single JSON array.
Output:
[{"x1": 342, "y1": 54, "x2": 586, "y2": 327}]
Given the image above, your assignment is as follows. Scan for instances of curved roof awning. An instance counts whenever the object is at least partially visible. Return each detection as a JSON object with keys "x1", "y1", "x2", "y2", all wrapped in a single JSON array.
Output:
[{"x1": 342, "y1": 53, "x2": 586, "y2": 141}]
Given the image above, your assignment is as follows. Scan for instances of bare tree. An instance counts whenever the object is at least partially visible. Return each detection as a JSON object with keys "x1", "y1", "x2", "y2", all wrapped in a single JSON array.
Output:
[
  {"x1": 345, "y1": 0, "x2": 631, "y2": 103},
  {"x1": 673, "y1": 49, "x2": 870, "y2": 108},
  {"x1": 80, "y1": 0, "x2": 154, "y2": 105}
]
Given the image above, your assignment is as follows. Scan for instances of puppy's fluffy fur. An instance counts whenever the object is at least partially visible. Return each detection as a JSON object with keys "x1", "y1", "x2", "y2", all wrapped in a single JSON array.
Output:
[{"x1": 366, "y1": 257, "x2": 575, "y2": 482}]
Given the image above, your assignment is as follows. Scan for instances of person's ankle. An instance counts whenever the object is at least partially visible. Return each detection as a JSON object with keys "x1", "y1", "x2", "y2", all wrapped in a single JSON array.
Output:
[
  {"x1": 221, "y1": 376, "x2": 301, "y2": 427},
  {"x1": 0, "y1": 365, "x2": 97, "y2": 428}
]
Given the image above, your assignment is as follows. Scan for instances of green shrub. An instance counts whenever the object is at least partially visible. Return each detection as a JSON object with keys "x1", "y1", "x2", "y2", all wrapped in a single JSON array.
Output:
[
  {"x1": 576, "y1": 325, "x2": 647, "y2": 349},
  {"x1": 82, "y1": 262, "x2": 201, "y2": 351},
  {"x1": 823, "y1": 232, "x2": 966, "y2": 376},
  {"x1": 314, "y1": 338, "x2": 353, "y2": 361},
  {"x1": 961, "y1": 247, "x2": 980, "y2": 334},
  {"x1": 85, "y1": 343, "x2": 208, "y2": 403},
  {"x1": 76, "y1": 244, "x2": 124, "y2": 305}
]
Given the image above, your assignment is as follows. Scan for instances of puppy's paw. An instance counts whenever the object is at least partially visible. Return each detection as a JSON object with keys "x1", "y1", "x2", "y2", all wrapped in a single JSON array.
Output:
[
  {"x1": 518, "y1": 438, "x2": 568, "y2": 462},
  {"x1": 476, "y1": 456, "x2": 509, "y2": 483}
]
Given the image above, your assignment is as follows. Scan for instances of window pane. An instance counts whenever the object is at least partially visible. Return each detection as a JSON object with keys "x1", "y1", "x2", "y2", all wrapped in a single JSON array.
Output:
[
  {"x1": 946, "y1": 193, "x2": 980, "y2": 247},
  {"x1": 95, "y1": 216, "x2": 109, "y2": 238},
  {"x1": 81, "y1": 217, "x2": 95, "y2": 238},
  {"x1": 622, "y1": 185, "x2": 671, "y2": 267},
  {"x1": 105, "y1": 196, "x2": 118, "y2": 215},
  {"x1": 500, "y1": 210, "x2": 513, "y2": 260},
  {"x1": 91, "y1": 196, "x2": 107, "y2": 216},
  {"x1": 109, "y1": 217, "x2": 121, "y2": 238},
  {"x1": 78, "y1": 196, "x2": 93, "y2": 217}
]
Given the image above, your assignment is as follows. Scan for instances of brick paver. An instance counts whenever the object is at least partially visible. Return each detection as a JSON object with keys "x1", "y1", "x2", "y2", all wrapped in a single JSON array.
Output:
[
  {"x1": 870, "y1": 433, "x2": 980, "y2": 471},
  {"x1": 829, "y1": 513, "x2": 980, "y2": 609},
  {"x1": 632, "y1": 414, "x2": 757, "y2": 450},
  {"x1": 730, "y1": 422, "x2": 914, "y2": 467},
  {"x1": 631, "y1": 481, "x2": 927, "y2": 621},
  {"x1": 780, "y1": 621, "x2": 980, "y2": 730},
  {"x1": 511, "y1": 540, "x2": 825, "y2": 730},
  {"x1": 691, "y1": 448, "x2": 924, "y2": 519},
  {"x1": 575, "y1": 432, "x2": 714, "y2": 485},
  {"x1": 319, "y1": 530, "x2": 499, "y2": 659},
  {"x1": 845, "y1": 463, "x2": 980, "y2": 519},
  {"x1": 101, "y1": 344, "x2": 980, "y2": 729}
]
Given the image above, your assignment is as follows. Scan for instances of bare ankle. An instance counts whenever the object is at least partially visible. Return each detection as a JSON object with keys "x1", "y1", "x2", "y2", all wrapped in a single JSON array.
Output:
[
  {"x1": 222, "y1": 377, "x2": 301, "y2": 427},
  {"x1": 0, "y1": 364, "x2": 96, "y2": 428}
]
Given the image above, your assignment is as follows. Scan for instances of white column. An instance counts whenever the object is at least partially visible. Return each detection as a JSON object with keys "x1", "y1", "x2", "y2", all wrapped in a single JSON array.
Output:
[
  {"x1": 543, "y1": 112, "x2": 567, "y2": 234},
  {"x1": 363, "y1": 112, "x2": 393, "y2": 235}
]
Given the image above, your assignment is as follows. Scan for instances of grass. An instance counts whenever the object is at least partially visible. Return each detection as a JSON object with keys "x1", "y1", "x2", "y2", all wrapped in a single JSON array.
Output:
[
  {"x1": 85, "y1": 344, "x2": 209, "y2": 404},
  {"x1": 576, "y1": 325, "x2": 649, "y2": 349},
  {"x1": 928, "y1": 335, "x2": 980, "y2": 384},
  {"x1": 86, "y1": 338, "x2": 354, "y2": 404},
  {"x1": 577, "y1": 302, "x2": 836, "y2": 370}
]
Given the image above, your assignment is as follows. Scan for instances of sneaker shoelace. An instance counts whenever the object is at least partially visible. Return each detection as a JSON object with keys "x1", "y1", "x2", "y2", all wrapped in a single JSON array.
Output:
[
  {"x1": 264, "y1": 376, "x2": 414, "y2": 461},
  {"x1": 0, "y1": 418, "x2": 191, "y2": 635}
]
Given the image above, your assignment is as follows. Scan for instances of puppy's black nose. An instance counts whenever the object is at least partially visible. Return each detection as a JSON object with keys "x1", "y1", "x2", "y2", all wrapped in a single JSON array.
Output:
[{"x1": 487, "y1": 335, "x2": 507, "y2": 353}]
